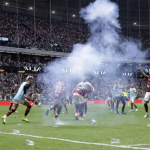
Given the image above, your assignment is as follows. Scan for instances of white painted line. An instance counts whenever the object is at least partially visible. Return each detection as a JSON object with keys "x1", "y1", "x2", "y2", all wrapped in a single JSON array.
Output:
[
  {"x1": 0, "y1": 131, "x2": 150, "y2": 150},
  {"x1": 128, "y1": 144, "x2": 150, "y2": 147}
]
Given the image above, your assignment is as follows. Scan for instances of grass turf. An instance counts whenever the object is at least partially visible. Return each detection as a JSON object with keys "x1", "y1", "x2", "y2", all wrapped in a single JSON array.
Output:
[{"x1": 0, "y1": 104, "x2": 150, "y2": 150}]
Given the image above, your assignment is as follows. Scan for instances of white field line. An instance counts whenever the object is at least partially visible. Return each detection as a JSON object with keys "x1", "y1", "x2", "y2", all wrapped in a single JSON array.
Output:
[
  {"x1": 0, "y1": 131, "x2": 150, "y2": 150},
  {"x1": 128, "y1": 144, "x2": 150, "y2": 147}
]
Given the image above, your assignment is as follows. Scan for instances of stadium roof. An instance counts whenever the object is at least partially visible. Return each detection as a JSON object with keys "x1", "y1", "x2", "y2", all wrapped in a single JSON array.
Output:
[{"x1": 0, "y1": 0, "x2": 150, "y2": 29}]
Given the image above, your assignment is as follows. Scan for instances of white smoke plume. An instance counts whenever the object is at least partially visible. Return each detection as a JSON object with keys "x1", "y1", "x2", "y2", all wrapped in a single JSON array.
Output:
[{"x1": 38, "y1": 0, "x2": 146, "y2": 95}]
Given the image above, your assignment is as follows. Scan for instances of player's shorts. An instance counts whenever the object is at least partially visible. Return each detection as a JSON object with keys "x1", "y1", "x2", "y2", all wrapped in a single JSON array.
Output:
[
  {"x1": 72, "y1": 93, "x2": 84, "y2": 104},
  {"x1": 53, "y1": 98, "x2": 63, "y2": 108},
  {"x1": 107, "y1": 97, "x2": 111, "y2": 101},
  {"x1": 143, "y1": 92, "x2": 150, "y2": 102},
  {"x1": 130, "y1": 98, "x2": 135, "y2": 103},
  {"x1": 12, "y1": 99, "x2": 25, "y2": 104}
]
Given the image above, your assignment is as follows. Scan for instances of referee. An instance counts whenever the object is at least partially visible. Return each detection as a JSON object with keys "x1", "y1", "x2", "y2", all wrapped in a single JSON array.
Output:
[{"x1": 113, "y1": 79, "x2": 130, "y2": 115}]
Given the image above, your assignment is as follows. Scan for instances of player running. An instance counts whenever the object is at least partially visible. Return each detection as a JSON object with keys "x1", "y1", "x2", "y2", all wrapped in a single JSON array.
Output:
[
  {"x1": 46, "y1": 81, "x2": 66, "y2": 120},
  {"x1": 2, "y1": 76, "x2": 34, "y2": 124},
  {"x1": 139, "y1": 64, "x2": 150, "y2": 118},
  {"x1": 72, "y1": 87, "x2": 89, "y2": 120},
  {"x1": 9, "y1": 84, "x2": 18, "y2": 113},
  {"x1": 129, "y1": 84, "x2": 138, "y2": 112},
  {"x1": 73, "y1": 76, "x2": 94, "y2": 116}
]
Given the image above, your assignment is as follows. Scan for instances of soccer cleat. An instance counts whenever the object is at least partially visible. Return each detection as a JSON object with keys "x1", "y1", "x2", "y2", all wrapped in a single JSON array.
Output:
[
  {"x1": 15, "y1": 111, "x2": 18, "y2": 113},
  {"x1": 22, "y1": 117, "x2": 29, "y2": 122},
  {"x1": 121, "y1": 112, "x2": 126, "y2": 115},
  {"x1": 116, "y1": 112, "x2": 120, "y2": 115},
  {"x1": 136, "y1": 109, "x2": 138, "y2": 112},
  {"x1": 75, "y1": 116, "x2": 79, "y2": 120},
  {"x1": 129, "y1": 109, "x2": 133, "y2": 112},
  {"x1": 84, "y1": 114, "x2": 86, "y2": 117},
  {"x1": 79, "y1": 117, "x2": 84, "y2": 121},
  {"x1": 2, "y1": 115, "x2": 6, "y2": 124},
  {"x1": 66, "y1": 111, "x2": 68, "y2": 114},
  {"x1": 46, "y1": 108, "x2": 50, "y2": 116},
  {"x1": 144, "y1": 114, "x2": 149, "y2": 118}
]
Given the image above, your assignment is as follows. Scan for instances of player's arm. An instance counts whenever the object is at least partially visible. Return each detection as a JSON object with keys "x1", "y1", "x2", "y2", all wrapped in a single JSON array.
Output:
[
  {"x1": 139, "y1": 64, "x2": 149, "y2": 78},
  {"x1": 87, "y1": 82, "x2": 95, "y2": 92},
  {"x1": 101, "y1": 82, "x2": 113, "y2": 87},
  {"x1": 23, "y1": 83, "x2": 32, "y2": 100},
  {"x1": 72, "y1": 84, "x2": 80, "y2": 95},
  {"x1": 124, "y1": 84, "x2": 130, "y2": 88},
  {"x1": 10, "y1": 89, "x2": 16, "y2": 95},
  {"x1": 113, "y1": 84, "x2": 117, "y2": 91},
  {"x1": 134, "y1": 89, "x2": 137, "y2": 100}
]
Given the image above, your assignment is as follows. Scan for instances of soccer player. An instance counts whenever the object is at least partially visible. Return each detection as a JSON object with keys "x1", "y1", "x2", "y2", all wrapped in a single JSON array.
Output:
[
  {"x1": 129, "y1": 84, "x2": 138, "y2": 112},
  {"x1": 2, "y1": 76, "x2": 34, "y2": 124},
  {"x1": 122, "y1": 88, "x2": 130, "y2": 108},
  {"x1": 113, "y1": 79, "x2": 130, "y2": 115},
  {"x1": 46, "y1": 81, "x2": 65, "y2": 120},
  {"x1": 139, "y1": 64, "x2": 150, "y2": 118},
  {"x1": 9, "y1": 84, "x2": 18, "y2": 112},
  {"x1": 73, "y1": 76, "x2": 94, "y2": 116},
  {"x1": 72, "y1": 87, "x2": 89, "y2": 120}
]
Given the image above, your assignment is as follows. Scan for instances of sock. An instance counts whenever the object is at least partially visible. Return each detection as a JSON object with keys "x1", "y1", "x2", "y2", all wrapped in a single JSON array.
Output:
[
  {"x1": 24, "y1": 105, "x2": 32, "y2": 117},
  {"x1": 64, "y1": 104, "x2": 68, "y2": 111},
  {"x1": 134, "y1": 104, "x2": 137, "y2": 109},
  {"x1": 6, "y1": 109, "x2": 15, "y2": 117},
  {"x1": 39, "y1": 103, "x2": 41, "y2": 106},
  {"x1": 9, "y1": 104, "x2": 12, "y2": 110},
  {"x1": 144, "y1": 103, "x2": 148, "y2": 113},
  {"x1": 131, "y1": 103, "x2": 133, "y2": 110},
  {"x1": 85, "y1": 103, "x2": 87, "y2": 114}
]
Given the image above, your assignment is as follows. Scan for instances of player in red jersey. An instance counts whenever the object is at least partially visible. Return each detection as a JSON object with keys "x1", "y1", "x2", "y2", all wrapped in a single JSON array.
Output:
[
  {"x1": 139, "y1": 64, "x2": 150, "y2": 118},
  {"x1": 46, "y1": 81, "x2": 65, "y2": 120},
  {"x1": 72, "y1": 87, "x2": 89, "y2": 120}
]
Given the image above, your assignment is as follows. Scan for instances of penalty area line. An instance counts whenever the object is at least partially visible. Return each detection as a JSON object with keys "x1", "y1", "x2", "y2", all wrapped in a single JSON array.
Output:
[{"x1": 0, "y1": 131, "x2": 150, "y2": 150}]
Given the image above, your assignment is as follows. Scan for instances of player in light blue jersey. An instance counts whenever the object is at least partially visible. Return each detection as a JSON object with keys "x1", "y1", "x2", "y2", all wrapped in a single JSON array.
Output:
[
  {"x1": 129, "y1": 84, "x2": 138, "y2": 112},
  {"x1": 2, "y1": 76, "x2": 34, "y2": 124}
]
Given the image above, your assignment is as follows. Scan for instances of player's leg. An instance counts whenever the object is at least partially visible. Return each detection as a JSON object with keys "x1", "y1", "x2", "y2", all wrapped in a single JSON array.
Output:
[
  {"x1": 79, "y1": 103, "x2": 84, "y2": 120},
  {"x1": 22, "y1": 100, "x2": 32, "y2": 122},
  {"x1": 121, "y1": 97, "x2": 126, "y2": 114},
  {"x1": 143, "y1": 92, "x2": 150, "y2": 118},
  {"x1": 84, "y1": 101, "x2": 87, "y2": 116},
  {"x1": 63, "y1": 100, "x2": 68, "y2": 114},
  {"x1": 2, "y1": 103, "x2": 19, "y2": 124},
  {"x1": 133, "y1": 102, "x2": 138, "y2": 111},
  {"x1": 75, "y1": 104, "x2": 79, "y2": 120},
  {"x1": 115, "y1": 97, "x2": 120, "y2": 115},
  {"x1": 111, "y1": 98, "x2": 114, "y2": 111},
  {"x1": 9, "y1": 102, "x2": 13, "y2": 110},
  {"x1": 54, "y1": 104, "x2": 62, "y2": 120}
]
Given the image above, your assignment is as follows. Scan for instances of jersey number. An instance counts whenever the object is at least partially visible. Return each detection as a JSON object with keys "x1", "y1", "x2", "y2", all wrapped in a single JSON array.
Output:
[{"x1": 55, "y1": 85, "x2": 62, "y2": 93}]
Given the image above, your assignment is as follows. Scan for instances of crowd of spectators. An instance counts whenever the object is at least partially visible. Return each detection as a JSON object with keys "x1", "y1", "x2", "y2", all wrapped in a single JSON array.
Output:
[
  {"x1": 1, "y1": 12, "x2": 150, "y2": 53},
  {"x1": 0, "y1": 12, "x2": 88, "y2": 52}
]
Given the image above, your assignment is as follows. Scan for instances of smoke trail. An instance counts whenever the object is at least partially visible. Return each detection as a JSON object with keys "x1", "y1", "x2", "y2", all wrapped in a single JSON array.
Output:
[{"x1": 38, "y1": 0, "x2": 146, "y2": 98}]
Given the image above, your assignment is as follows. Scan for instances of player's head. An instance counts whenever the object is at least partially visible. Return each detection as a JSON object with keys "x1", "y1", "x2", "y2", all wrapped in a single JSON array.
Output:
[
  {"x1": 14, "y1": 84, "x2": 18, "y2": 88},
  {"x1": 83, "y1": 76, "x2": 87, "y2": 82},
  {"x1": 131, "y1": 84, "x2": 134, "y2": 88},
  {"x1": 118, "y1": 79, "x2": 122, "y2": 83},
  {"x1": 26, "y1": 76, "x2": 34, "y2": 83}
]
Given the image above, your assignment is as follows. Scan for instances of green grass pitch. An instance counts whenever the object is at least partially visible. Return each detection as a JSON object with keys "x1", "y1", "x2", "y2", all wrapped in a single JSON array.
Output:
[{"x1": 0, "y1": 104, "x2": 150, "y2": 150}]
